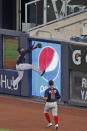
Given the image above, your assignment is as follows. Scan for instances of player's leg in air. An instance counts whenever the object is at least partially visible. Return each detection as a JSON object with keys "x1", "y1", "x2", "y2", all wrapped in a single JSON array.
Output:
[
  {"x1": 19, "y1": 63, "x2": 45, "y2": 76},
  {"x1": 10, "y1": 63, "x2": 45, "y2": 90},
  {"x1": 11, "y1": 70, "x2": 24, "y2": 90}
]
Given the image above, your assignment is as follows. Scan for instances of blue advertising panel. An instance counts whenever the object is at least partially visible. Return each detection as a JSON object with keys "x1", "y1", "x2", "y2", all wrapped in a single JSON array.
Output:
[
  {"x1": 31, "y1": 40, "x2": 61, "y2": 97},
  {"x1": 0, "y1": 69, "x2": 21, "y2": 95}
]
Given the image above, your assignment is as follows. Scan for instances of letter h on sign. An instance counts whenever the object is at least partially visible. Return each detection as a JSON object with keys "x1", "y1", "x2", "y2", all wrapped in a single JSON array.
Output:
[{"x1": 1, "y1": 74, "x2": 7, "y2": 88}]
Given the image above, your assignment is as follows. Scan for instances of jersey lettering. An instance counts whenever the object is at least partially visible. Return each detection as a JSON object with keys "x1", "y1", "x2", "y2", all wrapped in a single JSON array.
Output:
[
  {"x1": 49, "y1": 90, "x2": 56, "y2": 99},
  {"x1": 51, "y1": 93, "x2": 55, "y2": 99}
]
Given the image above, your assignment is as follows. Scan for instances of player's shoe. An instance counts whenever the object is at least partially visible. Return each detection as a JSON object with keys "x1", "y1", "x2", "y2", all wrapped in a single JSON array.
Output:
[
  {"x1": 41, "y1": 70, "x2": 45, "y2": 76},
  {"x1": 54, "y1": 124, "x2": 58, "y2": 130},
  {"x1": 10, "y1": 85, "x2": 14, "y2": 91},
  {"x1": 47, "y1": 123, "x2": 52, "y2": 127}
]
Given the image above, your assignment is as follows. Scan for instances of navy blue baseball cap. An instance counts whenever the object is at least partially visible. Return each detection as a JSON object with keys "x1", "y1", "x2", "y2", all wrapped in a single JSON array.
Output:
[{"x1": 49, "y1": 80, "x2": 54, "y2": 85}]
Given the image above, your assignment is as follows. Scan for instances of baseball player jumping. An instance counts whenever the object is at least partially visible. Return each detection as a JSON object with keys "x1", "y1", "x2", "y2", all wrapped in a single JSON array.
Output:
[
  {"x1": 10, "y1": 42, "x2": 45, "y2": 90},
  {"x1": 42, "y1": 80, "x2": 61, "y2": 130}
]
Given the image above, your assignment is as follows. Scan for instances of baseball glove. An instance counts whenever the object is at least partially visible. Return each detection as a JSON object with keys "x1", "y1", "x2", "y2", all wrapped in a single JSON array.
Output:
[{"x1": 36, "y1": 43, "x2": 42, "y2": 48}]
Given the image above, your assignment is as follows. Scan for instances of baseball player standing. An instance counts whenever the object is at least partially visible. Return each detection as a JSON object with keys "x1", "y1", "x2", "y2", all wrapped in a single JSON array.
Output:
[
  {"x1": 43, "y1": 80, "x2": 61, "y2": 130},
  {"x1": 10, "y1": 42, "x2": 45, "y2": 90}
]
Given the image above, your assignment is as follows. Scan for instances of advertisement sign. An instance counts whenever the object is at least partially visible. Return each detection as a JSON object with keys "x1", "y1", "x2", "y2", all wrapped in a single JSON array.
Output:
[
  {"x1": 31, "y1": 40, "x2": 61, "y2": 97},
  {"x1": 70, "y1": 71, "x2": 87, "y2": 104},
  {"x1": 0, "y1": 69, "x2": 21, "y2": 95},
  {"x1": 69, "y1": 44, "x2": 87, "y2": 71}
]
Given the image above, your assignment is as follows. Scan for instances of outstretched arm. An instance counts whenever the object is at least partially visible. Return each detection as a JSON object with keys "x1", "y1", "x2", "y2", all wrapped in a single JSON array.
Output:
[{"x1": 26, "y1": 41, "x2": 42, "y2": 53}]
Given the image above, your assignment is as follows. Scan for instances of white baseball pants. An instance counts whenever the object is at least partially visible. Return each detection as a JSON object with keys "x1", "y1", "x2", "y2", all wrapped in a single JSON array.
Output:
[
  {"x1": 44, "y1": 102, "x2": 58, "y2": 116},
  {"x1": 12, "y1": 64, "x2": 42, "y2": 87}
]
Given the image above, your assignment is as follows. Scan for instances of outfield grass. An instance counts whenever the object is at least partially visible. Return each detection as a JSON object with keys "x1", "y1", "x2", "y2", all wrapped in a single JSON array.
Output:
[
  {"x1": 4, "y1": 43, "x2": 18, "y2": 59},
  {"x1": 0, "y1": 129, "x2": 13, "y2": 131}
]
